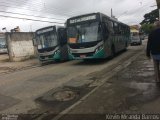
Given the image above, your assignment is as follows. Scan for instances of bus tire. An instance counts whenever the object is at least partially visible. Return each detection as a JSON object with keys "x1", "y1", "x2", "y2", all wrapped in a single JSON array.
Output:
[
  {"x1": 140, "y1": 41, "x2": 142, "y2": 45},
  {"x1": 40, "y1": 61, "x2": 44, "y2": 66},
  {"x1": 125, "y1": 42, "x2": 128, "y2": 48},
  {"x1": 110, "y1": 45, "x2": 115, "y2": 58},
  {"x1": 124, "y1": 42, "x2": 128, "y2": 51}
]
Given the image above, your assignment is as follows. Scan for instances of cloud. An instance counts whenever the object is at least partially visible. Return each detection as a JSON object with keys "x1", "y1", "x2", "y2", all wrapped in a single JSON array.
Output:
[{"x1": 0, "y1": 0, "x2": 157, "y2": 32}]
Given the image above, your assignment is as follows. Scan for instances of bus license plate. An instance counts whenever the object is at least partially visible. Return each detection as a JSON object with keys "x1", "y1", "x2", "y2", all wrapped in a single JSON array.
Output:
[
  {"x1": 45, "y1": 57, "x2": 49, "y2": 60},
  {"x1": 80, "y1": 55, "x2": 86, "y2": 58}
]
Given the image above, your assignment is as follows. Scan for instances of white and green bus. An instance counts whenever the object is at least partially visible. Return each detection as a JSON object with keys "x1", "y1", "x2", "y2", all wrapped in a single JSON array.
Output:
[
  {"x1": 66, "y1": 13, "x2": 130, "y2": 60},
  {"x1": 35, "y1": 26, "x2": 69, "y2": 64}
]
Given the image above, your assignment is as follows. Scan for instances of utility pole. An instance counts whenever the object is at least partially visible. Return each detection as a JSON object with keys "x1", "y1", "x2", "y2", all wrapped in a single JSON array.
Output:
[
  {"x1": 159, "y1": 9, "x2": 160, "y2": 20},
  {"x1": 156, "y1": 0, "x2": 160, "y2": 20},
  {"x1": 111, "y1": 8, "x2": 113, "y2": 17}
]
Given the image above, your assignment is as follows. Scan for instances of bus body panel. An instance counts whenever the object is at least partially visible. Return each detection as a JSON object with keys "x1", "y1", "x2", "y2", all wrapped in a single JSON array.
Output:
[
  {"x1": 35, "y1": 26, "x2": 69, "y2": 63},
  {"x1": 58, "y1": 28, "x2": 69, "y2": 61},
  {"x1": 67, "y1": 13, "x2": 130, "y2": 60}
]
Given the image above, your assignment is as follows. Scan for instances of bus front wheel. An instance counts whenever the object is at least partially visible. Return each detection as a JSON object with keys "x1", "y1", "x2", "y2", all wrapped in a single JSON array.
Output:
[{"x1": 110, "y1": 45, "x2": 115, "y2": 58}]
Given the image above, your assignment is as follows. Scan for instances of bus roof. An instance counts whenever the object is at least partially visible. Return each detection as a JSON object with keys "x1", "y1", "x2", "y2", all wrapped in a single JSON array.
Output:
[
  {"x1": 36, "y1": 25, "x2": 64, "y2": 33},
  {"x1": 67, "y1": 12, "x2": 129, "y2": 27},
  {"x1": 100, "y1": 13, "x2": 129, "y2": 27}
]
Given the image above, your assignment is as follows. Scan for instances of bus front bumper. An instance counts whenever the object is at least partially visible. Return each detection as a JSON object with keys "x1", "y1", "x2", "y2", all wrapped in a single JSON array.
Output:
[
  {"x1": 69, "y1": 48, "x2": 107, "y2": 60},
  {"x1": 39, "y1": 52, "x2": 61, "y2": 62}
]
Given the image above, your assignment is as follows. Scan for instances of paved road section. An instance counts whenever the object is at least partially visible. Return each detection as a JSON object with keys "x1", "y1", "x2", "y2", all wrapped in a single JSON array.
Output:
[
  {"x1": 0, "y1": 41, "x2": 148, "y2": 119},
  {"x1": 0, "y1": 54, "x2": 39, "y2": 74},
  {"x1": 57, "y1": 52, "x2": 158, "y2": 120},
  {"x1": 54, "y1": 43, "x2": 160, "y2": 120}
]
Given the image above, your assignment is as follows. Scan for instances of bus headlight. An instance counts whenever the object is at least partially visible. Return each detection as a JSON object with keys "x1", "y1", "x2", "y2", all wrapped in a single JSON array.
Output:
[
  {"x1": 54, "y1": 49, "x2": 60, "y2": 55},
  {"x1": 68, "y1": 48, "x2": 71, "y2": 53},
  {"x1": 95, "y1": 45, "x2": 103, "y2": 53},
  {"x1": 95, "y1": 48, "x2": 99, "y2": 53},
  {"x1": 99, "y1": 45, "x2": 103, "y2": 50}
]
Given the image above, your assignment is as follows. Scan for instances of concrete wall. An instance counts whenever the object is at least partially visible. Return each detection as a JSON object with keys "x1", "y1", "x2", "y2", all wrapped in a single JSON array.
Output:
[{"x1": 6, "y1": 32, "x2": 35, "y2": 62}]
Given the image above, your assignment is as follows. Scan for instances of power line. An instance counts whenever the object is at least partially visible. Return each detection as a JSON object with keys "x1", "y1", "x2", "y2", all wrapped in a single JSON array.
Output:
[
  {"x1": 0, "y1": 10, "x2": 65, "y2": 21},
  {"x1": 0, "y1": 3, "x2": 73, "y2": 17},
  {"x1": 118, "y1": 0, "x2": 156, "y2": 19},
  {"x1": 118, "y1": 1, "x2": 156, "y2": 25},
  {"x1": 0, "y1": 1, "x2": 43, "y2": 10},
  {"x1": 0, "y1": 0, "x2": 44, "y2": 7},
  {"x1": 0, "y1": 14, "x2": 64, "y2": 24},
  {"x1": 0, "y1": 4, "x2": 40, "y2": 12},
  {"x1": 0, "y1": 0, "x2": 92, "y2": 17},
  {"x1": 0, "y1": 1, "x2": 84, "y2": 17}
]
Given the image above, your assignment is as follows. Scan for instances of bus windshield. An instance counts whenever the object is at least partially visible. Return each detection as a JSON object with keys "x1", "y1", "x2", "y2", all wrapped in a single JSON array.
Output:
[
  {"x1": 68, "y1": 22, "x2": 100, "y2": 43},
  {"x1": 36, "y1": 32, "x2": 58, "y2": 49}
]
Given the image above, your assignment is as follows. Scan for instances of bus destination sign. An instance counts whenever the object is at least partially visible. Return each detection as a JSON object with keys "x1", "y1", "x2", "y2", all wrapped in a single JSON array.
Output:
[
  {"x1": 37, "y1": 27, "x2": 54, "y2": 35},
  {"x1": 69, "y1": 15, "x2": 97, "y2": 24}
]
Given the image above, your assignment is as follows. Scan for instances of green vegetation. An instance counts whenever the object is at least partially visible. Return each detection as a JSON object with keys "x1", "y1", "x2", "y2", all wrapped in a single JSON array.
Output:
[
  {"x1": 140, "y1": 9, "x2": 159, "y2": 25},
  {"x1": 140, "y1": 9, "x2": 159, "y2": 34},
  {"x1": 140, "y1": 24, "x2": 154, "y2": 34}
]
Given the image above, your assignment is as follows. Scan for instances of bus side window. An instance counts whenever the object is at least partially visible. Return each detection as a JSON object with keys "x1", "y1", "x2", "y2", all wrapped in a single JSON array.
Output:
[
  {"x1": 102, "y1": 22, "x2": 109, "y2": 40},
  {"x1": 114, "y1": 22, "x2": 121, "y2": 35},
  {"x1": 108, "y1": 21, "x2": 114, "y2": 35},
  {"x1": 113, "y1": 22, "x2": 117, "y2": 35},
  {"x1": 97, "y1": 24, "x2": 102, "y2": 41},
  {"x1": 119, "y1": 25, "x2": 123, "y2": 35}
]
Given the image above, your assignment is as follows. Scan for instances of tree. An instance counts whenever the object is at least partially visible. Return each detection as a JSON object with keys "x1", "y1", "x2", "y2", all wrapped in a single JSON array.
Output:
[
  {"x1": 140, "y1": 9, "x2": 159, "y2": 25},
  {"x1": 140, "y1": 24, "x2": 154, "y2": 34},
  {"x1": 140, "y1": 9, "x2": 159, "y2": 34}
]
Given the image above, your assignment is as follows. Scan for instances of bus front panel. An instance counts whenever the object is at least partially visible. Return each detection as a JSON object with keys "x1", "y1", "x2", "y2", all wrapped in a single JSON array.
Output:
[{"x1": 36, "y1": 26, "x2": 61, "y2": 62}]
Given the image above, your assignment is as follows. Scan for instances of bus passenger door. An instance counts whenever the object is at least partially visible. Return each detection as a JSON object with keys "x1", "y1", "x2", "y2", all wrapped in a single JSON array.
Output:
[{"x1": 58, "y1": 28, "x2": 69, "y2": 61}]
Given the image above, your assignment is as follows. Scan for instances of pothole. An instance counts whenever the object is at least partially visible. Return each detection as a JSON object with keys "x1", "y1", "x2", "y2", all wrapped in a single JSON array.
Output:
[
  {"x1": 0, "y1": 67, "x2": 15, "y2": 72},
  {"x1": 35, "y1": 86, "x2": 93, "y2": 114},
  {"x1": 53, "y1": 90, "x2": 77, "y2": 102},
  {"x1": 0, "y1": 67, "x2": 13, "y2": 70}
]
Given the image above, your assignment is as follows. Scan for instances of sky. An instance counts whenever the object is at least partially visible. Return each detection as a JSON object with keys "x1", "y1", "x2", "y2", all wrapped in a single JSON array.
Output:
[{"x1": 0, "y1": 0, "x2": 157, "y2": 32}]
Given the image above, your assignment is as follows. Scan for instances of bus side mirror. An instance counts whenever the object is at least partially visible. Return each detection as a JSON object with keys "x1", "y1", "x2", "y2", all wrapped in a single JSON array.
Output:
[
  {"x1": 118, "y1": 31, "x2": 122, "y2": 34},
  {"x1": 60, "y1": 39, "x2": 67, "y2": 45},
  {"x1": 101, "y1": 22, "x2": 109, "y2": 40},
  {"x1": 58, "y1": 28, "x2": 67, "y2": 45}
]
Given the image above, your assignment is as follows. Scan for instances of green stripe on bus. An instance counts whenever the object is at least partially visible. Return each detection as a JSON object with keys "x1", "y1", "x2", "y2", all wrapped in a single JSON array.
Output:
[
  {"x1": 54, "y1": 53, "x2": 61, "y2": 60},
  {"x1": 93, "y1": 49, "x2": 106, "y2": 58}
]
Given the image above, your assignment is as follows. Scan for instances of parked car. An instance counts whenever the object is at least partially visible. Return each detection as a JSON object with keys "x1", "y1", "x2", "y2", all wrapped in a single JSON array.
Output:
[
  {"x1": 139, "y1": 32, "x2": 145, "y2": 40},
  {"x1": 0, "y1": 44, "x2": 8, "y2": 54},
  {"x1": 130, "y1": 31, "x2": 142, "y2": 46}
]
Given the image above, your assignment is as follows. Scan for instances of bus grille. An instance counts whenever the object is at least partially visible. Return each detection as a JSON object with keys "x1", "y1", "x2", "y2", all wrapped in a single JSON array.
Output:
[{"x1": 72, "y1": 52, "x2": 94, "y2": 57}]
